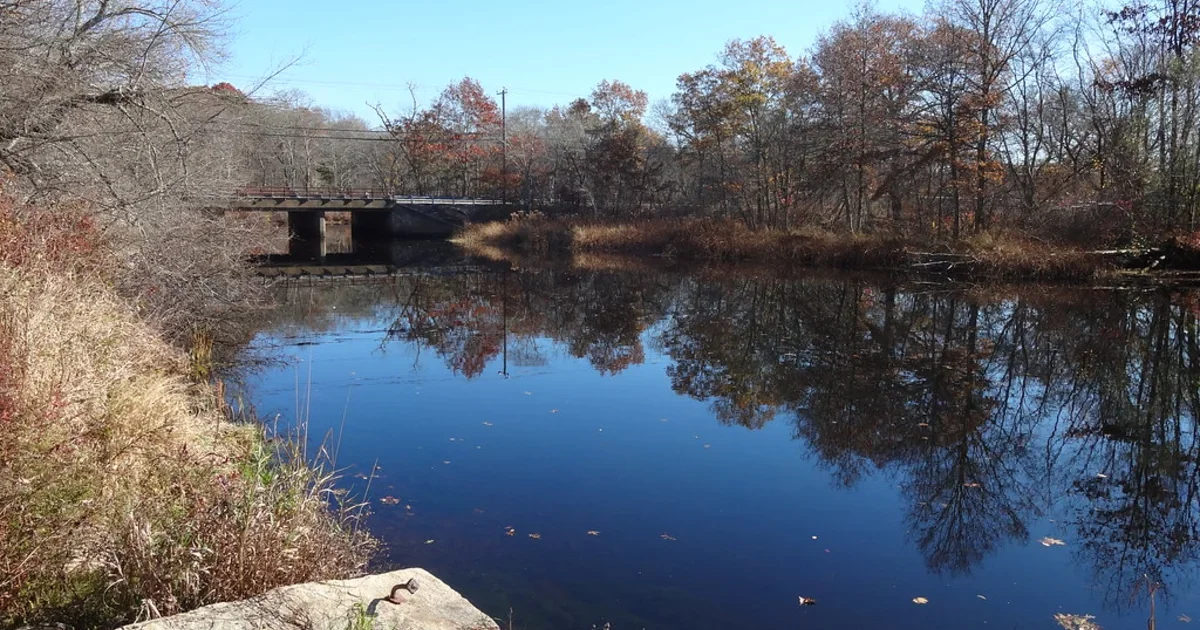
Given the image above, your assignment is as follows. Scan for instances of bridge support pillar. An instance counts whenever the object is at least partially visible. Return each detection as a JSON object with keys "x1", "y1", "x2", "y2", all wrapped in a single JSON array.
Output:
[{"x1": 288, "y1": 211, "x2": 326, "y2": 261}]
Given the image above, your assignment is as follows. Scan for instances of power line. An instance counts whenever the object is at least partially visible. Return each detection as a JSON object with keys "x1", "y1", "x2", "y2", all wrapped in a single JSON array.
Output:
[
  {"x1": 216, "y1": 73, "x2": 590, "y2": 100},
  {"x1": 212, "y1": 130, "x2": 503, "y2": 143}
]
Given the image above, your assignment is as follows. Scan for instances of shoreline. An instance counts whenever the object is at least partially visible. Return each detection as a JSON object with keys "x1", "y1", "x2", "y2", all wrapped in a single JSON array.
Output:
[{"x1": 455, "y1": 216, "x2": 1200, "y2": 285}]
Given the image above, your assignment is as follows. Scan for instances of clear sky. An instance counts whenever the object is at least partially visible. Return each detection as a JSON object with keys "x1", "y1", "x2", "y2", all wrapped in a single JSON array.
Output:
[{"x1": 212, "y1": 0, "x2": 926, "y2": 122}]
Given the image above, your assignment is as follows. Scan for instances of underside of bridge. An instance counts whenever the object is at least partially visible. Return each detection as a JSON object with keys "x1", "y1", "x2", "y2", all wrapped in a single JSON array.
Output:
[
  {"x1": 288, "y1": 211, "x2": 326, "y2": 260},
  {"x1": 269, "y1": 202, "x2": 510, "y2": 261}
]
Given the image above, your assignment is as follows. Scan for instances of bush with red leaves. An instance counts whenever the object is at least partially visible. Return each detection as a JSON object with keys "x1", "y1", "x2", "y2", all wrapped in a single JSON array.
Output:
[{"x1": 0, "y1": 192, "x2": 105, "y2": 273}]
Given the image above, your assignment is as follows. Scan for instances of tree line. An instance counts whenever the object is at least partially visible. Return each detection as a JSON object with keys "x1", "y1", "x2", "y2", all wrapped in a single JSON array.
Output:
[
  {"x1": 3, "y1": 0, "x2": 1200, "y2": 327},
  {"x1": 226, "y1": 0, "x2": 1200, "y2": 243}
]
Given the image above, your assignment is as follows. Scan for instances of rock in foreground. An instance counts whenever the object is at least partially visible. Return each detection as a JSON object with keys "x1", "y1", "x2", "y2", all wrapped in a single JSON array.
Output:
[{"x1": 122, "y1": 569, "x2": 497, "y2": 630}]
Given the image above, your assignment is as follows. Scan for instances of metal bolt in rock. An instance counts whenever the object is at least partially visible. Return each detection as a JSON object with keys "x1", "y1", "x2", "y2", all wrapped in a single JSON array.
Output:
[{"x1": 385, "y1": 578, "x2": 420, "y2": 604}]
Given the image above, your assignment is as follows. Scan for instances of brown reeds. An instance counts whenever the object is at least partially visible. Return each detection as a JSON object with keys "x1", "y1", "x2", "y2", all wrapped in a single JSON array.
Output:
[{"x1": 457, "y1": 214, "x2": 1112, "y2": 282}]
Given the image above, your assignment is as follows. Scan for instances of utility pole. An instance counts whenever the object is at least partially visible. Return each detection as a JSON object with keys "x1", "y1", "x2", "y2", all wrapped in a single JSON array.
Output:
[{"x1": 498, "y1": 87, "x2": 507, "y2": 205}]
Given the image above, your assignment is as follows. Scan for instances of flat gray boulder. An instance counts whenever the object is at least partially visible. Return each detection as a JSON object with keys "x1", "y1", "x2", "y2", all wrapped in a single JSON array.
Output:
[{"x1": 121, "y1": 568, "x2": 497, "y2": 630}]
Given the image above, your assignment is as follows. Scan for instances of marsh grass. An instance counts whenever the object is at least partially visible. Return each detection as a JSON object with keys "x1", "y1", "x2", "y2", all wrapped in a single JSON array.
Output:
[{"x1": 458, "y1": 214, "x2": 1110, "y2": 281}]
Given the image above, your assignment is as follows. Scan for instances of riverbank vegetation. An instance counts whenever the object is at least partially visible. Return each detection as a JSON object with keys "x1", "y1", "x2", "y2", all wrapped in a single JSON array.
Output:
[
  {"x1": 456, "y1": 214, "x2": 1123, "y2": 281},
  {"x1": 0, "y1": 188, "x2": 374, "y2": 630},
  {"x1": 0, "y1": 2, "x2": 374, "y2": 627}
]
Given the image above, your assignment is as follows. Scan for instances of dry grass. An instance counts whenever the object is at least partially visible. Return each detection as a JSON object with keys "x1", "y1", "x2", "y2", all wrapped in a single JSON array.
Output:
[
  {"x1": 0, "y1": 193, "x2": 375, "y2": 628},
  {"x1": 0, "y1": 268, "x2": 376, "y2": 628},
  {"x1": 458, "y1": 215, "x2": 1109, "y2": 281}
]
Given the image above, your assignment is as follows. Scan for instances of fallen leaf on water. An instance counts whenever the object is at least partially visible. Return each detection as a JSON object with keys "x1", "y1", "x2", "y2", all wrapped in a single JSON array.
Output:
[
  {"x1": 1180, "y1": 614, "x2": 1192, "y2": 623},
  {"x1": 405, "y1": 504, "x2": 412, "y2": 510},
  {"x1": 918, "y1": 422, "x2": 930, "y2": 428},
  {"x1": 528, "y1": 533, "x2": 541, "y2": 539},
  {"x1": 424, "y1": 539, "x2": 435, "y2": 545},
  {"x1": 380, "y1": 496, "x2": 400, "y2": 505},
  {"x1": 977, "y1": 595, "x2": 987, "y2": 600},
  {"x1": 504, "y1": 526, "x2": 516, "y2": 537},
  {"x1": 587, "y1": 530, "x2": 600, "y2": 536},
  {"x1": 1053, "y1": 613, "x2": 1100, "y2": 630},
  {"x1": 660, "y1": 533, "x2": 677, "y2": 541},
  {"x1": 1040, "y1": 537, "x2": 1066, "y2": 547},
  {"x1": 797, "y1": 596, "x2": 817, "y2": 606},
  {"x1": 912, "y1": 597, "x2": 929, "y2": 605}
]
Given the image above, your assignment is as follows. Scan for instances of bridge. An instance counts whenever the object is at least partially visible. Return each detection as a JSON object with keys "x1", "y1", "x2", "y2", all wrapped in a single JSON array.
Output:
[{"x1": 227, "y1": 188, "x2": 511, "y2": 260}]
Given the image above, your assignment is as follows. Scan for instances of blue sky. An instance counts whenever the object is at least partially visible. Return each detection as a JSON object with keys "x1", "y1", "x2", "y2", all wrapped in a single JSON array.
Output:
[{"x1": 213, "y1": 0, "x2": 926, "y2": 121}]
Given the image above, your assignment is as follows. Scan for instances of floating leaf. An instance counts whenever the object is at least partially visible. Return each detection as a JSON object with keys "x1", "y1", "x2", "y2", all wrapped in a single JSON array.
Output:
[
  {"x1": 977, "y1": 595, "x2": 987, "y2": 600},
  {"x1": 797, "y1": 596, "x2": 817, "y2": 606},
  {"x1": 504, "y1": 526, "x2": 516, "y2": 537},
  {"x1": 1053, "y1": 613, "x2": 1100, "y2": 630},
  {"x1": 587, "y1": 530, "x2": 600, "y2": 536},
  {"x1": 1040, "y1": 537, "x2": 1066, "y2": 547},
  {"x1": 912, "y1": 597, "x2": 929, "y2": 605},
  {"x1": 380, "y1": 496, "x2": 400, "y2": 505},
  {"x1": 528, "y1": 533, "x2": 542, "y2": 539}
]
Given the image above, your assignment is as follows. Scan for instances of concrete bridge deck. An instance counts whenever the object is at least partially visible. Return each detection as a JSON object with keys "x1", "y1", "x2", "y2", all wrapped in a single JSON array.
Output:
[{"x1": 225, "y1": 188, "x2": 510, "y2": 260}]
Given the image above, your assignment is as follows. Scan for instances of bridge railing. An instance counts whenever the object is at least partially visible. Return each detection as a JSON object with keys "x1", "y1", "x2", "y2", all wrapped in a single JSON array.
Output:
[
  {"x1": 233, "y1": 187, "x2": 503, "y2": 204},
  {"x1": 235, "y1": 187, "x2": 395, "y2": 199}
]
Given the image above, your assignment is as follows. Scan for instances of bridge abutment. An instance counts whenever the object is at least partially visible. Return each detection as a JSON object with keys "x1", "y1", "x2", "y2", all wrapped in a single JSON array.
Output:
[{"x1": 288, "y1": 211, "x2": 326, "y2": 261}]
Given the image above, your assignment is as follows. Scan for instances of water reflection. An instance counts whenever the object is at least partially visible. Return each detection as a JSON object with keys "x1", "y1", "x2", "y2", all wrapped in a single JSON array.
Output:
[{"x1": 258, "y1": 268, "x2": 1200, "y2": 621}]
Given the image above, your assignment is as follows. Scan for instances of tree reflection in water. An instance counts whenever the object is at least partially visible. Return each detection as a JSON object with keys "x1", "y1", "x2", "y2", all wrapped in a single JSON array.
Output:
[{"x1": 269, "y1": 269, "x2": 1200, "y2": 612}]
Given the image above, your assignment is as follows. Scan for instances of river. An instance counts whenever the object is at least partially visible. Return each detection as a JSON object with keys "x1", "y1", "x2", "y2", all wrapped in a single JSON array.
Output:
[{"x1": 237, "y1": 255, "x2": 1200, "y2": 629}]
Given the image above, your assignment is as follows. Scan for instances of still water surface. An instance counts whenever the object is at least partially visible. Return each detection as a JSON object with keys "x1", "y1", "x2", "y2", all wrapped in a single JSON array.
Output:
[{"x1": 241, "y1": 262, "x2": 1200, "y2": 629}]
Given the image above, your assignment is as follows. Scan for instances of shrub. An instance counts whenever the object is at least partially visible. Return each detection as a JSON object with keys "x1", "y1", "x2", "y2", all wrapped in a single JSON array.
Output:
[{"x1": 0, "y1": 269, "x2": 375, "y2": 629}]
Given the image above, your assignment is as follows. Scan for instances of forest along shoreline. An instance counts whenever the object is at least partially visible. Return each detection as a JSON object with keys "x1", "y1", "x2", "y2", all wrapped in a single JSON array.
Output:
[{"x1": 456, "y1": 215, "x2": 1200, "y2": 284}]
